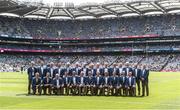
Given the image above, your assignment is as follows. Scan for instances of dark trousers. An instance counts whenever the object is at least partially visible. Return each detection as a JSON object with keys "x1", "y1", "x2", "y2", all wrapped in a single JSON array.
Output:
[
  {"x1": 72, "y1": 85, "x2": 78, "y2": 95},
  {"x1": 136, "y1": 78, "x2": 141, "y2": 95},
  {"x1": 110, "y1": 86, "x2": 119, "y2": 96},
  {"x1": 63, "y1": 85, "x2": 69, "y2": 95},
  {"x1": 43, "y1": 85, "x2": 52, "y2": 95},
  {"x1": 94, "y1": 85, "x2": 103, "y2": 96},
  {"x1": 28, "y1": 79, "x2": 32, "y2": 94},
  {"x1": 86, "y1": 85, "x2": 93, "y2": 95},
  {"x1": 121, "y1": 85, "x2": 126, "y2": 96},
  {"x1": 68, "y1": 85, "x2": 73, "y2": 95},
  {"x1": 32, "y1": 85, "x2": 42, "y2": 95},
  {"x1": 103, "y1": 86, "x2": 110, "y2": 96},
  {"x1": 142, "y1": 80, "x2": 149, "y2": 96},
  {"x1": 114, "y1": 86, "x2": 121, "y2": 96},
  {"x1": 53, "y1": 86, "x2": 63, "y2": 95},
  {"x1": 128, "y1": 86, "x2": 136, "y2": 96},
  {"x1": 79, "y1": 85, "x2": 86, "y2": 95}
]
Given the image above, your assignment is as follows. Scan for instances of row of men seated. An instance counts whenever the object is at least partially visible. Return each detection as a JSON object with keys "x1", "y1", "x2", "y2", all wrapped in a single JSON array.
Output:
[{"x1": 29, "y1": 64, "x2": 149, "y2": 97}]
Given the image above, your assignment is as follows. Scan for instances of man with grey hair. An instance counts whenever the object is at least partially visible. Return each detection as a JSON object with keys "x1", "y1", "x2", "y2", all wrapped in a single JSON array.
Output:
[
  {"x1": 73, "y1": 62, "x2": 81, "y2": 75},
  {"x1": 132, "y1": 63, "x2": 142, "y2": 96},
  {"x1": 71, "y1": 71, "x2": 79, "y2": 95},
  {"x1": 65, "y1": 62, "x2": 72, "y2": 76},
  {"x1": 141, "y1": 65, "x2": 149, "y2": 96},
  {"x1": 123, "y1": 62, "x2": 133, "y2": 76},
  {"x1": 46, "y1": 62, "x2": 55, "y2": 78},
  {"x1": 52, "y1": 74, "x2": 64, "y2": 95},
  {"x1": 95, "y1": 63, "x2": 103, "y2": 76},
  {"x1": 78, "y1": 71, "x2": 86, "y2": 95},
  {"x1": 54, "y1": 62, "x2": 64, "y2": 78},
  {"x1": 42, "y1": 72, "x2": 52, "y2": 95},
  {"x1": 117, "y1": 63, "x2": 123, "y2": 76},
  {"x1": 32, "y1": 72, "x2": 41, "y2": 95}
]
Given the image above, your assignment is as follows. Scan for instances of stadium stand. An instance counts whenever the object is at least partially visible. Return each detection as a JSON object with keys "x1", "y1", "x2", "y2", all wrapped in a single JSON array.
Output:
[
  {"x1": 0, "y1": 15, "x2": 180, "y2": 39},
  {"x1": 0, "y1": 54, "x2": 179, "y2": 72}
]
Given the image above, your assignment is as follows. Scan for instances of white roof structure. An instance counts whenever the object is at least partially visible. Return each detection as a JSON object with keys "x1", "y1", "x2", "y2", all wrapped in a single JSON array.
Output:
[{"x1": 1, "y1": 0, "x2": 180, "y2": 20}]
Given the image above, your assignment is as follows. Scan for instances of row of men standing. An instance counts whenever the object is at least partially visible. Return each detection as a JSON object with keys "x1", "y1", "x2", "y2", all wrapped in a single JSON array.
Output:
[{"x1": 27, "y1": 62, "x2": 149, "y2": 96}]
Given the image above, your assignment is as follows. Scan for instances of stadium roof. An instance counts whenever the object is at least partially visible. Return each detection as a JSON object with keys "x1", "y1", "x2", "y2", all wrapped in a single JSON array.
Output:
[{"x1": 1, "y1": 0, "x2": 180, "y2": 20}]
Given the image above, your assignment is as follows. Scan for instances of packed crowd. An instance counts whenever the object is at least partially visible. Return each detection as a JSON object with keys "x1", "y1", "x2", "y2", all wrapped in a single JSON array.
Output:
[
  {"x1": 163, "y1": 54, "x2": 180, "y2": 72},
  {"x1": 0, "y1": 54, "x2": 179, "y2": 72},
  {"x1": 0, "y1": 43, "x2": 179, "y2": 52},
  {"x1": 0, "y1": 15, "x2": 180, "y2": 39},
  {"x1": 28, "y1": 61, "x2": 149, "y2": 96}
]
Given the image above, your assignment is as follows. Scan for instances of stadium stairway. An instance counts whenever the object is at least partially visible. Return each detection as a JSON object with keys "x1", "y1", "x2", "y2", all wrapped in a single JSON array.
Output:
[
  {"x1": 91, "y1": 56, "x2": 100, "y2": 63},
  {"x1": 160, "y1": 55, "x2": 173, "y2": 71},
  {"x1": 108, "y1": 56, "x2": 119, "y2": 66},
  {"x1": 137, "y1": 56, "x2": 145, "y2": 65},
  {"x1": 71, "y1": 56, "x2": 79, "y2": 64}
]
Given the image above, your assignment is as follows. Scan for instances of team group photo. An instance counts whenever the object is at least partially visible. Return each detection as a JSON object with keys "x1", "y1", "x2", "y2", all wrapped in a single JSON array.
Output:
[
  {"x1": 27, "y1": 62, "x2": 149, "y2": 97},
  {"x1": 0, "y1": 0, "x2": 180, "y2": 109}
]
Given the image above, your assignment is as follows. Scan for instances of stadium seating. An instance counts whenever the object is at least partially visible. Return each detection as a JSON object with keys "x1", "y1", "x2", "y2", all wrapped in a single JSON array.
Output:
[
  {"x1": 0, "y1": 54, "x2": 179, "y2": 72},
  {"x1": 0, "y1": 13, "x2": 180, "y2": 72},
  {"x1": 1, "y1": 15, "x2": 180, "y2": 39}
]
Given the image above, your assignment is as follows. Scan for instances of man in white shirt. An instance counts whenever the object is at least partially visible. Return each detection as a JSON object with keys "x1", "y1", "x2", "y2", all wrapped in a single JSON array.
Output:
[
  {"x1": 85, "y1": 71, "x2": 94, "y2": 95},
  {"x1": 119, "y1": 71, "x2": 127, "y2": 96},
  {"x1": 78, "y1": 71, "x2": 86, "y2": 95},
  {"x1": 72, "y1": 71, "x2": 78, "y2": 95},
  {"x1": 110, "y1": 63, "x2": 118, "y2": 76},
  {"x1": 47, "y1": 62, "x2": 54, "y2": 78},
  {"x1": 37, "y1": 61, "x2": 45, "y2": 79},
  {"x1": 74, "y1": 62, "x2": 81, "y2": 76},
  {"x1": 126, "y1": 72, "x2": 136, "y2": 96},
  {"x1": 132, "y1": 64, "x2": 142, "y2": 96},
  {"x1": 94, "y1": 72, "x2": 103, "y2": 96},
  {"x1": 52, "y1": 74, "x2": 64, "y2": 95},
  {"x1": 63, "y1": 71, "x2": 70, "y2": 95},
  {"x1": 66, "y1": 62, "x2": 72, "y2": 76},
  {"x1": 32, "y1": 72, "x2": 41, "y2": 95},
  {"x1": 103, "y1": 72, "x2": 110, "y2": 96},
  {"x1": 110, "y1": 71, "x2": 118, "y2": 96},
  {"x1": 55, "y1": 62, "x2": 64, "y2": 77},
  {"x1": 95, "y1": 63, "x2": 103, "y2": 76},
  {"x1": 89, "y1": 63, "x2": 95, "y2": 76},
  {"x1": 82, "y1": 62, "x2": 88, "y2": 77},
  {"x1": 118, "y1": 63, "x2": 123, "y2": 76},
  {"x1": 123, "y1": 62, "x2": 133, "y2": 76},
  {"x1": 42, "y1": 72, "x2": 52, "y2": 95},
  {"x1": 27, "y1": 61, "x2": 37, "y2": 94},
  {"x1": 141, "y1": 65, "x2": 149, "y2": 96},
  {"x1": 103, "y1": 62, "x2": 109, "y2": 76}
]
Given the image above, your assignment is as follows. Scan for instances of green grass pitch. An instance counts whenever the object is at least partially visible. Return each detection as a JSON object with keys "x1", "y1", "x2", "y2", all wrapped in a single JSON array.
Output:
[{"x1": 0, "y1": 72, "x2": 180, "y2": 110}]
